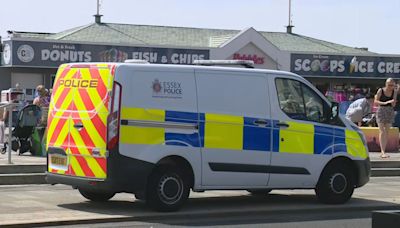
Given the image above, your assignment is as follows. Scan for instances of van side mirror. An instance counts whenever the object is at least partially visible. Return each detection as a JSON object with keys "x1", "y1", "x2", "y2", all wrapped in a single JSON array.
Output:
[{"x1": 330, "y1": 102, "x2": 339, "y2": 121}]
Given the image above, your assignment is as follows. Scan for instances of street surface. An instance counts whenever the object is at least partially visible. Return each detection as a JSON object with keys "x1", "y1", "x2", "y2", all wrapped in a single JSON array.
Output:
[
  {"x1": 0, "y1": 177, "x2": 399, "y2": 227},
  {"x1": 44, "y1": 211, "x2": 371, "y2": 228}
]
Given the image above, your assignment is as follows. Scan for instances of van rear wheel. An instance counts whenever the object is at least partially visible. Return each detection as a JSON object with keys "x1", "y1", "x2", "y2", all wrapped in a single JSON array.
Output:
[
  {"x1": 315, "y1": 163, "x2": 354, "y2": 204},
  {"x1": 78, "y1": 189, "x2": 115, "y2": 202},
  {"x1": 146, "y1": 166, "x2": 190, "y2": 212}
]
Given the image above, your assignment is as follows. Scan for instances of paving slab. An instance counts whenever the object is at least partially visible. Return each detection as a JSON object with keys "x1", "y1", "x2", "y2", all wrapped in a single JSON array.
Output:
[
  {"x1": 0, "y1": 177, "x2": 399, "y2": 227},
  {"x1": 0, "y1": 153, "x2": 46, "y2": 165}
]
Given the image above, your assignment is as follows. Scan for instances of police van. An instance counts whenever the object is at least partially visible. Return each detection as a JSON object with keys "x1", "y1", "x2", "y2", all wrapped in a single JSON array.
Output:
[{"x1": 46, "y1": 60, "x2": 370, "y2": 211}]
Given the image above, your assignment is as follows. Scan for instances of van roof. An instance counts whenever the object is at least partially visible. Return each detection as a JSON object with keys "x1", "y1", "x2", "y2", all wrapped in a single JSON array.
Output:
[{"x1": 63, "y1": 62, "x2": 301, "y2": 79}]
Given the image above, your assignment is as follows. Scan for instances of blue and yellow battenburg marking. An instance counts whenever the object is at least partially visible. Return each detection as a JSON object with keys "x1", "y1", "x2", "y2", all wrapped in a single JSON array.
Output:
[{"x1": 120, "y1": 107, "x2": 368, "y2": 159}]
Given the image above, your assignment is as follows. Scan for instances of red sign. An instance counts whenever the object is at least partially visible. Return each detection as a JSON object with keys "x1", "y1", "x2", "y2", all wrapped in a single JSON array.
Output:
[{"x1": 233, "y1": 53, "x2": 265, "y2": 65}]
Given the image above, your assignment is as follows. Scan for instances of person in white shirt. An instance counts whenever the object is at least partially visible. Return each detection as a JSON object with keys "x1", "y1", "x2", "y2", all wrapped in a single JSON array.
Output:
[{"x1": 345, "y1": 93, "x2": 374, "y2": 126}]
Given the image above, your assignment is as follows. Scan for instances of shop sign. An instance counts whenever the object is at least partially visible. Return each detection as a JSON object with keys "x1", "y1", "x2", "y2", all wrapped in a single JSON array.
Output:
[
  {"x1": 291, "y1": 54, "x2": 400, "y2": 78},
  {"x1": 2, "y1": 40, "x2": 209, "y2": 68},
  {"x1": 233, "y1": 53, "x2": 265, "y2": 65}
]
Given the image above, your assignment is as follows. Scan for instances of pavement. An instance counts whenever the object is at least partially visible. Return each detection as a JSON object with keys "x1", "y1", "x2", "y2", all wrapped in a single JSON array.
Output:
[
  {"x1": 0, "y1": 152, "x2": 399, "y2": 226},
  {"x1": 0, "y1": 177, "x2": 399, "y2": 227}
]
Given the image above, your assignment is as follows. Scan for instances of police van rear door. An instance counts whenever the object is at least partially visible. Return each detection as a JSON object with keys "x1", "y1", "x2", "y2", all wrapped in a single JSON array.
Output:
[{"x1": 47, "y1": 63, "x2": 115, "y2": 180}]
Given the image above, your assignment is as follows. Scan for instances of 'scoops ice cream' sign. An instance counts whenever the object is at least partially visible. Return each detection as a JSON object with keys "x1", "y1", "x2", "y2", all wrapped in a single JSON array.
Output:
[{"x1": 291, "y1": 54, "x2": 400, "y2": 78}]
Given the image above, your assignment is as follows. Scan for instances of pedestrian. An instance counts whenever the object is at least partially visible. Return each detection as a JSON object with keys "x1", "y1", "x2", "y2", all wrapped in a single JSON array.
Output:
[
  {"x1": 393, "y1": 84, "x2": 400, "y2": 129},
  {"x1": 375, "y1": 78, "x2": 397, "y2": 158},
  {"x1": 33, "y1": 85, "x2": 50, "y2": 126},
  {"x1": 0, "y1": 108, "x2": 5, "y2": 152},
  {"x1": 345, "y1": 93, "x2": 374, "y2": 126}
]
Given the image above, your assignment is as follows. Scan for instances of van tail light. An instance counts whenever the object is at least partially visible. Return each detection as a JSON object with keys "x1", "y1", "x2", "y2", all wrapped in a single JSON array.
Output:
[
  {"x1": 107, "y1": 82, "x2": 122, "y2": 151},
  {"x1": 107, "y1": 112, "x2": 119, "y2": 150}
]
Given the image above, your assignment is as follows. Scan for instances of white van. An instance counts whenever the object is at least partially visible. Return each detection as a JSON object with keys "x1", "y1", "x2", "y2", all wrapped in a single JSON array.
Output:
[{"x1": 46, "y1": 61, "x2": 370, "y2": 211}]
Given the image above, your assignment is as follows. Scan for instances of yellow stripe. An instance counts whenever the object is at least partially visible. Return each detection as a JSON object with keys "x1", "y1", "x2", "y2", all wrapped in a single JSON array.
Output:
[
  {"x1": 279, "y1": 121, "x2": 314, "y2": 154},
  {"x1": 80, "y1": 68, "x2": 109, "y2": 116},
  {"x1": 121, "y1": 107, "x2": 165, "y2": 121},
  {"x1": 69, "y1": 155, "x2": 85, "y2": 177},
  {"x1": 120, "y1": 107, "x2": 165, "y2": 145},
  {"x1": 98, "y1": 67, "x2": 114, "y2": 90},
  {"x1": 56, "y1": 169, "x2": 66, "y2": 175},
  {"x1": 47, "y1": 68, "x2": 77, "y2": 143},
  {"x1": 345, "y1": 130, "x2": 368, "y2": 159},
  {"x1": 72, "y1": 91, "x2": 106, "y2": 147},
  {"x1": 52, "y1": 119, "x2": 70, "y2": 147},
  {"x1": 204, "y1": 113, "x2": 243, "y2": 150},
  {"x1": 70, "y1": 129, "x2": 106, "y2": 178},
  {"x1": 51, "y1": 68, "x2": 77, "y2": 109}
]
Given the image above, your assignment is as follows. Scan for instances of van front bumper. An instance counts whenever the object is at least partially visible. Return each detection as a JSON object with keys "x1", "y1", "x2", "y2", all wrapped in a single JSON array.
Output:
[{"x1": 354, "y1": 157, "x2": 371, "y2": 187}]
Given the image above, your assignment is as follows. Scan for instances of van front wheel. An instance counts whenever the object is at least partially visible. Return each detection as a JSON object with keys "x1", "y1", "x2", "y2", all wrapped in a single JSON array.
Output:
[
  {"x1": 146, "y1": 166, "x2": 190, "y2": 212},
  {"x1": 315, "y1": 164, "x2": 354, "y2": 204},
  {"x1": 78, "y1": 189, "x2": 115, "y2": 202}
]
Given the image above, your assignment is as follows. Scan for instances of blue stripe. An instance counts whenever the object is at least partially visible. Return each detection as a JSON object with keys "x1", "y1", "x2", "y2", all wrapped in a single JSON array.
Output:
[
  {"x1": 243, "y1": 117, "x2": 271, "y2": 151},
  {"x1": 159, "y1": 110, "x2": 352, "y2": 155},
  {"x1": 165, "y1": 110, "x2": 198, "y2": 123},
  {"x1": 272, "y1": 129, "x2": 280, "y2": 152},
  {"x1": 334, "y1": 136, "x2": 347, "y2": 153},
  {"x1": 334, "y1": 128, "x2": 346, "y2": 138},
  {"x1": 333, "y1": 128, "x2": 346, "y2": 153},
  {"x1": 165, "y1": 132, "x2": 200, "y2": 147},
  {"x1": 314, "y1": 125, "x2": 334, "y2": 155},
  {"x1": 315, "y1": 125, "x2": 334, "y2": 135},
  {"x1": 164, "y1": 111, "x2": 201, "y2": 147},
  {"x1": 314, "y1": 134, "x2": 333, "y2": 155}
]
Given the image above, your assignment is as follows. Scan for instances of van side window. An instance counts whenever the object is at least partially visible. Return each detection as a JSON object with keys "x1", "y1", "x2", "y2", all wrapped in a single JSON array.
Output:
[
  {"x1": 276, "y1": 78, "x2": 327, "y2": 123},
  {"x1": 276, "y1": 79, "x2": 307, "y2": 120}
]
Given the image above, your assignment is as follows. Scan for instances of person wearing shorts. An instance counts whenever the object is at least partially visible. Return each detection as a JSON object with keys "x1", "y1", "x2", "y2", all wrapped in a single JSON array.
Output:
[{"x1": 375, "y1": 78, "x2": 397, "y2": 158}]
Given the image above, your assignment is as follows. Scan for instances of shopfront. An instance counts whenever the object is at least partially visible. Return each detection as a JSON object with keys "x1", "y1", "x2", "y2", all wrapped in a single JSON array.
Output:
[
  {"x1": 290, "y1": 53, "x2": 400, "y2": 111},
  {"x1": 0, "y1": 38, "x2": 210, "y2": 94},
  {"x1": 2, "y1": 24, "x2": 400, "y2": 104}
]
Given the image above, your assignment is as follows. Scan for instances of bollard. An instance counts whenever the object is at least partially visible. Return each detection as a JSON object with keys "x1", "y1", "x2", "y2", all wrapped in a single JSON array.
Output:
[{"x1": 7, "y1": 107, "x2": 12, "y2": 164}]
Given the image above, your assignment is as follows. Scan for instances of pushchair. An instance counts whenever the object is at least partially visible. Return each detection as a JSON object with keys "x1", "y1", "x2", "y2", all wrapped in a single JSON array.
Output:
[{"x1": 1, "y1": 104, "x2": 42, "y2": 155}]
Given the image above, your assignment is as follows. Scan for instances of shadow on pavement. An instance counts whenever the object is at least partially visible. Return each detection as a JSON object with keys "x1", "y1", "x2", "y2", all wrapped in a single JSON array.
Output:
[{"x1": 57, "y1": 192, "x2": 400, "y2": 226}]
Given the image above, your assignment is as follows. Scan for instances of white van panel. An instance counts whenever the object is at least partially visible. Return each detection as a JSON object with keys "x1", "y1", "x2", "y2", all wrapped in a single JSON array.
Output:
[
  {"x1": 196, "y1": 70, "x2": 271, "y2": 187},
  {"x1": 196, "y1": 70, "x2": 270, "y2": 117},
  {"x1": 116, "y1": 65, "x2": 197, "y2": 113},
  {"x1": 119, "y1": 144, "x2": 202, "y2": 188},
  {"x1": 267, "y1": 153, "x2": 329, "y2": 188}
]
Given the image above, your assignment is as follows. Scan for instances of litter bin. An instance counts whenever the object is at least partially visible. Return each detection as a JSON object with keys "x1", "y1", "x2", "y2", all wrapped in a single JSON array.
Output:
[{"x1": 372, "y1": 210, "x2": 400, "y2": 228}]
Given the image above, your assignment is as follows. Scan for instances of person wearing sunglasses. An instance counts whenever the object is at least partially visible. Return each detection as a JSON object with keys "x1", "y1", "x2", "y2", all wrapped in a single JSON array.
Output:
[{"x1": 375, "y1": 78, "x2": 397, "y2": 158}]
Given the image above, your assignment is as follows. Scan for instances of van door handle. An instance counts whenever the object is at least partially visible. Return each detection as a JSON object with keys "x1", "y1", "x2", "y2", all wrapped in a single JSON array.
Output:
[
  {"x1": 276, "y1": 122, "x2": 289, "y2": 128},
  {"x1": 73, "y1": 123, "x2": 84, "y2": 129},
  {"x1": 253, "y1": 119, "x2": 268, "y2": 126}
]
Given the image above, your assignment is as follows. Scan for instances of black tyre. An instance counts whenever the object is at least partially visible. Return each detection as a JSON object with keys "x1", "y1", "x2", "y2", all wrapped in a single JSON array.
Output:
[
  {"x1": 78, "y1": 189, "x2": 115, "y2": 202},
  {"x1": 247, "y1": 189, "x2": 272, "y2": 196},
  {"x1": 315, "y1": 163, "x2": 354, "y2": 204},
  {"x1": 146, "y1": 166, "x2": 190, "y2": 212}
]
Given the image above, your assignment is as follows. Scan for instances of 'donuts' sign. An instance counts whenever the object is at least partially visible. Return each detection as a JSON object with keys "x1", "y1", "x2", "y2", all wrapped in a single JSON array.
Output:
[
  {"x1": 2, "y1": 40, "x2": 209, "y2": 67},
  {"x1": 291, "y1": 54, "x2": 400, "y2": 78}
]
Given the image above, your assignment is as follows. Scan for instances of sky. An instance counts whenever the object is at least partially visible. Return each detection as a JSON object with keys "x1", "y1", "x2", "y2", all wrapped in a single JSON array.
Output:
[{"x1": 0, "y1": 0, "x2": 399, "y2": 54}]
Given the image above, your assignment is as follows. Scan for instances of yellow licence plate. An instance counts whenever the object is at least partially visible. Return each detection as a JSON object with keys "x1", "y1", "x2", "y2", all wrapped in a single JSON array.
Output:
[{"x1": 50, "y1": 156, "x2": 67, "y2": 166}]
